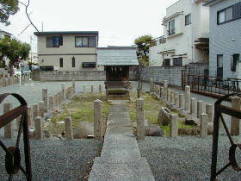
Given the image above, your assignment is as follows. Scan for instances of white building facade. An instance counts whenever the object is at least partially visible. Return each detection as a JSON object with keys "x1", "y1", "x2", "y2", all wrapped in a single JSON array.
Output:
[{"x1": 149, "y1": 0, "x2": 210, "y2": 67}]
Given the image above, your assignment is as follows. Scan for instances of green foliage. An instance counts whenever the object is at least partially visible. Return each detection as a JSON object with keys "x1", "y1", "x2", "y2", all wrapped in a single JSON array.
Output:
[
  {"x1": 0, "y1": 36, "x2": 30, "y2": 67},
  {"x1": 134, "y1": 35, "x2": 154, "y2": 66},
  {"x1": 0, "y1": 0, "x2": 19, "y2": 25}
]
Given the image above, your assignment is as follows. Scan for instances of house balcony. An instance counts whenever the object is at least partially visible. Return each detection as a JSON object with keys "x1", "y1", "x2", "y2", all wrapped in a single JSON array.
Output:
[{"x1": 194, "y1": 38, "x2": 209, "y2": 51}]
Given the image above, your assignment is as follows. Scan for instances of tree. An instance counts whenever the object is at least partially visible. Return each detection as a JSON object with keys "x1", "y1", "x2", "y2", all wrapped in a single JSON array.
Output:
[
  {"x1": 134, "y1": 35, "x2": 154, "y2": 66},
  {"x1": 0, "y1": 36, "x2": 30, "y2": 74},
  {"x1": 0, "y1": 0, "x2": 19, "y2": 25}
]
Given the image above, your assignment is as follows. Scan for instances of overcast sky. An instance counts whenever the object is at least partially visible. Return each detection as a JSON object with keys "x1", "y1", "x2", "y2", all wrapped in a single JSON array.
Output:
[{"x1": 0, "y1": 0, "x2": 178, "y2": 51}]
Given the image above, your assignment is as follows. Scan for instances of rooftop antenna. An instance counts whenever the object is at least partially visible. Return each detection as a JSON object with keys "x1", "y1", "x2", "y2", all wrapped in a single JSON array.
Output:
[{"x1": 41, "y1": 22, "x2": 44, "y2": 32}]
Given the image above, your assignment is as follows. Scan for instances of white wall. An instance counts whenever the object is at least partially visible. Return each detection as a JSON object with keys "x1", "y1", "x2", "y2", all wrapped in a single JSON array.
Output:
[{"x1": 149, "y1": 0, "x2": 209, "y2": 67}]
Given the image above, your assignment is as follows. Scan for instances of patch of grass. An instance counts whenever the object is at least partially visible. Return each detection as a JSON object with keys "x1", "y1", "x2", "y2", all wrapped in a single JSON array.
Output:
[
  {"x1": 161, "y1": 121, "x2": 196, "y2": 136},
  {"x1": 49, "y1": 93, "x2": 110, "y2": 135},
  {"x1": 129, "y1": 92, "x2": 166, "y2": 125}
]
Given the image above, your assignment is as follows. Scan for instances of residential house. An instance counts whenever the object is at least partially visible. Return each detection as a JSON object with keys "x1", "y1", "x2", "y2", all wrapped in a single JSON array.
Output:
[
  {"x1": 0, "y1": 29, "x2": 11, "y2": 39},
  {"x1": 205, "y1": 0, "x2": 241, "y2": 80},
  {"x1": 34, "y1": 31, "x2": 98, "y2": 71},
  {"x1": 149, "y1": 0, "x2": 209, "y2": 67}
]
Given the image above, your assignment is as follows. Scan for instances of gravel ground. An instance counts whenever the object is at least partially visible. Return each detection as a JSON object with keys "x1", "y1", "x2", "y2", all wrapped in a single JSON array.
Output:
[
  {"x1": 139, "y1": 136, "x2": 241, "y2": 181},
  {"x1": 0, "y1": 139, "x2": 101, "y2": 181}
]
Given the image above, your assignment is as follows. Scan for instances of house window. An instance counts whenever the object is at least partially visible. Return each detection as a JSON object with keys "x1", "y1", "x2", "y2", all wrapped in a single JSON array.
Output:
[
  {"x1": 168, "y1": 19, "x2": 175, "y2": 35},
  {"x1": 46, "y1": 36, "x2": 63, "y2": 47},
  {"x1": 59, "y1": 58, "x2": 63, "y2": 68},
  {"x1": 82, "y1": 62, "x2": 96, "y2": 68},
  {"x1": 173, "y1": 57, "x2": 183, "y2": 66},
  {"x1": 231, "y1": 54, "x2": 240, "y2": 72},
  {"x1": 72, "y1": 57, "x2": 75, "y2": 68},
  {"x1": 217, "y1": 2, "x2": 241, "y2": 24},
  {"x1": 185, "y1": 14, "x2": 191, "y2": 26},
  {"x1": 75, "y1": 36, "x2": 97, "y2": 47},
  {"x1": 163, "y1": 59, "x2": 171, "y2": 66}
]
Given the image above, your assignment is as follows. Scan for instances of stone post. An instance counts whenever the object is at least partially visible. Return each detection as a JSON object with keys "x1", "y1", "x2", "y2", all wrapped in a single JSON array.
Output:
[
  {"x1": 160, "y1": 87, "x2": 164, "y2": 98},
  {"x1": 191, "y1": 98, "x2": 197, "y2": 117},
  {"x1": 27, "y1": 107, "x2": 32, "y2": 127},
  {"x1": 136, "y1": 98, "x2": 145, "y2": 140},
  {"x1": 170, "y1": 114, "x2": 178, "y2": 137},
  {"x1": 185, "y1": 85, "x2": 191, "y2": 113},
  {"x1": 94, "y1": 99, "x2": 102, "y2": 140},
  {"x1": 163, "y1": 80, "x2": 168, "y2": 101},
  {"x1": 174, "y1": 92, "x2": 179, "y2": 107},
  {"x1": 167, "y1": 89, "x2": 171, "y2": 103},
  {"x1": 38, "y1": 101, "x2": 45, "y2": 117},
  {"x1": 179, "y1": 94, "x2": 185, "y2": 109},
  {"x1": 197, "y1": 100, "x2": 204, "y2": 119},
  {"x1": 150, "y1": 78, "x2": 154, "y2": 93},
  {"x1": 53, "y1": 94, "x2": 58, "y2": 107},
  {"x1": 200, "y1": 113, "x2": 208, "y2": 138},
  {"x1": 231, "y1": 96, "x2": 241, "y2": 136},
  {"x1": 61, "y1": 84, "x2": 65, "y2": 100},
  {"x1": 49, "y1": 96, "x2": 54, "y2": 111},
  {"x1": 99, "y1": 84, "x2": 102, "y2": 93},
  {"x1": 91, "y1": 85, "x2": 94, "y2": 93},
  {"x1": 206, "y1": 104, "x2": 214, "y2": 123},
  {"x1": 4, "y1": 103, "x2": 12, "y2": 138},
  {"x1": 65, "y1": 117, "x2": 73, "y2": 140},
  {"x1": 35, "y1": 117, "x2": 43, "y2": 139},
  {"x1": 42, "y1": 89, "x2": 48, "y2": 112},
  {"x1": 72, "y1": 80, "x2": 75, "y2": 94},
  {"x1": 32, "y1": 104, "x2": 39, "y2": 124}
]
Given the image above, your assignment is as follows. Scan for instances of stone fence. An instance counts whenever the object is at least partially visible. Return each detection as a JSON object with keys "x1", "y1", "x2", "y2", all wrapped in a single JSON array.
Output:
[
  {"x1": 1, "y1": 82, "x2": 107, "y2": 140},
  {"x1": 0, "y1": 74, "x2": 31, "y2": 88},
  {"x1": 32, "y1": 70, "x2": 138, "y2": 81},
  {"x1": 142, "y1": 66, "x2": 184, "y2": 87},
  {"x1": 149, "y1": 80, "x2": 241, "y2": 137},
  {"x1": 141, "y1": 64, "x2": 208, "y2": 87}
]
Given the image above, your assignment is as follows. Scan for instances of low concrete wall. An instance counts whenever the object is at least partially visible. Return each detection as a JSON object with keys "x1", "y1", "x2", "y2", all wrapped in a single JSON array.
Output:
[
  {"x1": 32, "y1": 70, "x2": 138, "y2": 81},
  {"x1": 142, "y1": 67, "x2": 184, "y2": 87}
]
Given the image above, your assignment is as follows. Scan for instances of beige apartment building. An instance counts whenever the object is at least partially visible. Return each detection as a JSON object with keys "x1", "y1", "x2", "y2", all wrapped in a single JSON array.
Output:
[{"x1": 34, "y1": 31, "x2": 98, "y2": 71}]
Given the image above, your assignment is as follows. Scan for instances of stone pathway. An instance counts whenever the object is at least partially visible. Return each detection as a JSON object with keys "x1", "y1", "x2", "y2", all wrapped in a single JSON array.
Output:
[{"x1": 89, "y1": 103, "x2": 155, "y2": 181}]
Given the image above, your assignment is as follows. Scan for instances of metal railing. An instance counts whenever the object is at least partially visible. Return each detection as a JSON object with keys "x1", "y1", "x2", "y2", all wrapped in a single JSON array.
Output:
[
  {"x1": 184, "y1": 75, "x2": 241, "y2": 96},
  {"x1": 211, "y1": 93, "x2": 241, "y2": 181},
  {"x1": 0, "y1": 93, "x2": 32, "y2": 181}
]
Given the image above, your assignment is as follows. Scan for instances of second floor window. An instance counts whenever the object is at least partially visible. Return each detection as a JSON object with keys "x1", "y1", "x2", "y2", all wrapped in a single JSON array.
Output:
[
  {"x1": 168, "y1": 19, "x2": 175, "y2": 35},
  {"x1": 75, "y1": 36, "x2": 97, "y2": 47},
  {"x1": 46, "y1": 36, "x2": 63, "y2": 47},
  {"x1": 185, "y1": 14, "x2": 191, "y2": 26},
  {"x1": 218, "y1": 2, "x2": 241, "y2": 24},
  {"x1": 173, "y1": 57, "x2": 183, "y2": 66}
]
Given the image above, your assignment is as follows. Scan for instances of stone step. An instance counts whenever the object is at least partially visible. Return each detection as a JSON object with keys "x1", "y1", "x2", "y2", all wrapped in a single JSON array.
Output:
[{"x1": 89, "y1": 158, "x2": 155, "y2": 181}]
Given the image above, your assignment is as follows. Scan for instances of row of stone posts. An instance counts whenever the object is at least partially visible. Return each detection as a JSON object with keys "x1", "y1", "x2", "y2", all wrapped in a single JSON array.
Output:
[
  {"x1": 0, "y1": 74, "x2": 31, "y2": 88},
  {"x1": 2, "y1": 82, "x2": 75, "y2": 140},
  {"x1": 153, "y1": 80, "x2": 241, "y2": 137},
  {"x1": 82, "y1": 84, "x2": 103, "y2": 94}
]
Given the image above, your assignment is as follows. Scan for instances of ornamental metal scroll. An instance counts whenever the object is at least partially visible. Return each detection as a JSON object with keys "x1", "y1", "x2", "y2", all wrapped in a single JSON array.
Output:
[
  {"x1": 0, "y1": 93, "x2": 32, "y2": 181},
  {"x1": 210, "y1": 93, "x2": 241, "y2": 181}
]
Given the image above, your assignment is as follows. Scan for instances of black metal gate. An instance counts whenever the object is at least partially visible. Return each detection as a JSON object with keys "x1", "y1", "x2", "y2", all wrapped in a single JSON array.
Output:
[
  {"x1": 0, "y1": 93, "x2": 32, "y2": 181},
  {"x1": 211, "y1": 93, "x2": 241, "y2": 181}
]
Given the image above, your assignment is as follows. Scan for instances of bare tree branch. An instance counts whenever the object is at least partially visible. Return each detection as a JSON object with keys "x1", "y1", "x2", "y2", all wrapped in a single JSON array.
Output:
[{"x1": 19, "y1": 0, "x2": 40, "y2": 32}]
